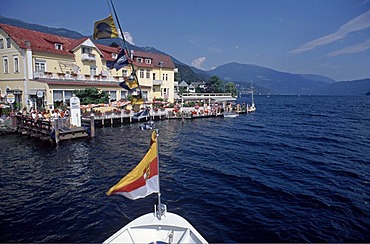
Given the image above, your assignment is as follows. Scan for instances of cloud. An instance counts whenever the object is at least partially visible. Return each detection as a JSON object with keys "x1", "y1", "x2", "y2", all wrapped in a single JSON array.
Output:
[
  {"x1": 123, "y1": 32, "x2": 134, "y2": 45},
  {"x1": 288, "y1": 10, "x2": 370, "y2": 55},
  {"x1": 118, "y1": 29, "x2": 134, "y2": 44},
  {"x1": 327, "y1": 38, "x2": 370, "y2": 56},
  {"x1": 191, "y1": 57, "x2": 206, "y2": 69}
]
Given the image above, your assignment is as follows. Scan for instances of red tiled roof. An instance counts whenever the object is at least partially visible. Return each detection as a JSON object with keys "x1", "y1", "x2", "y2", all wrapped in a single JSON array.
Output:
[
  {"x1": 132, "y1": 50, "x2": 175, "y2": 69},
  {"x1": 0, "y1": 24, "x2": 76, "y2": 57},
  {"x1": 0, "y1": 24, "x2": 175, "y2": 69},
  {"x1": 95, "y1": 44, "x2": 120, "y2": 61}
]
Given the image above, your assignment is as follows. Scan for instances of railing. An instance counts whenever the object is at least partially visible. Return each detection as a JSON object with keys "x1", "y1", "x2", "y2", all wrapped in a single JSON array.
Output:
[
  {"x1": 33, "y1": 71, "x2": 122, "y2": 83},
  {"x1": 153, "y1": 80, "x2": 163, "y2": 85},
  {"x1": 81, "y1": 53, "x2": 96, "y2": 61},
  {"x1": 181, "y1": 93, "x2": 233, "y2": 97}
]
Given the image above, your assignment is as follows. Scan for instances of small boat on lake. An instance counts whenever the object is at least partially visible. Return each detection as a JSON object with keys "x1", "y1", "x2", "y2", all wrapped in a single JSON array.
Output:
[
  {"x1": 247, "y1": 81, "x2": 256, "y2": 113},
  {"x1": 223, "y1": 111, "x2": 239, "y2": 118}
]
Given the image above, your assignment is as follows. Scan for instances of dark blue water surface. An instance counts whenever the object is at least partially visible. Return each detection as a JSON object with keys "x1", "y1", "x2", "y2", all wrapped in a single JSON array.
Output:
[{"x1": 1, "y1": 95, "x2": 370, "y2": 243}]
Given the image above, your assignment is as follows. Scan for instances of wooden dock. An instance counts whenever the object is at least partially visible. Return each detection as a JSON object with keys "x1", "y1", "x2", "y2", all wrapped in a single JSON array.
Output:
[{"x1": 16, "y1": 115, "x2": 94, "y2": 145}]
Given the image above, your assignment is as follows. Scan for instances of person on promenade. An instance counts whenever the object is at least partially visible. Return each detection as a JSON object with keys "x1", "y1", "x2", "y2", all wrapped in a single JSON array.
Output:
[
  {"x1": 44, "y1": 110, "x2": 51, "y2": 120},
  {"x1": 22, "y1": 107, "x2": 27, "y2": 116},
  {"x1": 53, "y1": 109, "x2": 60, "y2": 120}
]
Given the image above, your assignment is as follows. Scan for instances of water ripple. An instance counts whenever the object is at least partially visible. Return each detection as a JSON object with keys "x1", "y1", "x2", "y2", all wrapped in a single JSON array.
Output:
[{"x1": 1, "y1": 96, "x2": 370, "y2": 242}]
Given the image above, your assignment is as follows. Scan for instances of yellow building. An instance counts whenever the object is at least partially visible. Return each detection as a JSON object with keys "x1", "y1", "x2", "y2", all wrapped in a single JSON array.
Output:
[{"x1": 0, "y1": 24, "x2": 176, "y2": 111}]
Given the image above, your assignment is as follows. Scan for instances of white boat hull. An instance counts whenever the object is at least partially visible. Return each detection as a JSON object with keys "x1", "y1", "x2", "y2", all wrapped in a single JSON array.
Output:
[
  {"x1": 104, "y1": 212, "x2": 208, "y2": 244},
  {"x1": 223, "y1": 112, "x2": 239, "y2": 118}
]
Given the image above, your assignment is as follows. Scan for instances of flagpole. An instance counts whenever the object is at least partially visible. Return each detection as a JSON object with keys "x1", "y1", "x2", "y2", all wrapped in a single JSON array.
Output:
[
  {"x1": 155, "y1": 129, "x2": 163, "y2": 220},
  {"x1": 107, "y1": 0, "x2": 145, "y2": 103}
]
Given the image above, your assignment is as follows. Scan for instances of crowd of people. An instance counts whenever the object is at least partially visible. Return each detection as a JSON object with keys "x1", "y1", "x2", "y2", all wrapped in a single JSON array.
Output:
[{"x1": 20, "y1": 107, "x2": 70, "y2": 122}]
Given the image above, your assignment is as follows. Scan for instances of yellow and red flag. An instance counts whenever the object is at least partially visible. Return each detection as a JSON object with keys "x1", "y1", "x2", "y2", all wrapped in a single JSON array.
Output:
[{"x1": 106, "y1": 131, "x2": 159, "y2": 200}]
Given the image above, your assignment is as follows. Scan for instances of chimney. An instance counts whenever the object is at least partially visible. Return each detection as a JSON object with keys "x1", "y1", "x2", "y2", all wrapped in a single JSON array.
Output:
[{"x1": 130, "y1": 50, "x2": 134, "y2": 60}]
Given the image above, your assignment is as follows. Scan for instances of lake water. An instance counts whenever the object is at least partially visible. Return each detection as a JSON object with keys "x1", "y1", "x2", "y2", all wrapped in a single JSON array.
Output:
[{"x1": 1, "y1": 95, "x2": 369, "y2": 242}]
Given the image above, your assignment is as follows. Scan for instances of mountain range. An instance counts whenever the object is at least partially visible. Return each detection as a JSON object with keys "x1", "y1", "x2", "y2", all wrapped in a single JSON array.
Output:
[{"x1": 1, "y1": 15, "x2": 369, "y2": 95}]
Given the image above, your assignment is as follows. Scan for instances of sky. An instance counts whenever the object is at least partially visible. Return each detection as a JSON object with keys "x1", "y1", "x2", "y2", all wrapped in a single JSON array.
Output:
[{"x1": 2, "y1": 0, "x2": 370, "y2": 81}]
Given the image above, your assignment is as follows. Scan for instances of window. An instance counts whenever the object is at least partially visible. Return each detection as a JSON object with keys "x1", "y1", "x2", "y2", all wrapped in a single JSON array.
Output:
[
  {"x1": 152, "y1": 73, "x2": 156, "y2": 80},
  {"x1": 65, "y1": 90, "x2": 73, "y2": 104},
  {"x1": 109, "y1": 91, "x2": 116, "y2": 101},
  {"x1": 0, "y1": 39, "x2": 3, "y2": 49},
  {"x1": 162, "y1": 88, "x2": 168, "y2": 98},
  {"x1": 146, "y1": 69, "x2": 150, "y2": 79},
  {"x1": 90, "y1": 66, "x2": 97, "y2": 76},
  {"x1": 6, "y1": 37, "x2": 11, "y2": 48},
  {"x1": 53, "y1": 90, "x2": 63, "y2": 102},
  {"x1": 112, "y1": 53, "x2": 117, "y2": 59},
  {"x1": 35, "y1": 60, "x2": 46, "y2": 72},
  {"x1": 13, "y1": 56, "x2": 19, "y2": 73},
  {"x1": 55, "y1": 43, "x2": 63, "y2": 50},
  {"x1": 139, "y1": 69, "x2": 144, "y2": 79},
  {"x1": 82, "y1": 47, "x2": 92, "y2": 54},
  {"x1": 162, "y1": 73, "x2": 168, "y2": 81},
  {"x1": 3, "y1": 57, "x2": 9, "y2": 73},
  {"x1": 122, "y1": 69, "x2": 128, "y2": 77},
  {"x1": 145, "y1": 59, "x2": 151, "y2": 64},
  {"x1": 142, "y1": 91, "x2": 148, "y2": 100},
  {"x1": 137, "y1": 57, "x2": 143, "y2": 63}
]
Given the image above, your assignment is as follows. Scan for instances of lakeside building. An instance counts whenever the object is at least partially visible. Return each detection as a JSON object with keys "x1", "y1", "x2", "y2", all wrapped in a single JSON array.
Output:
[{"x1": 0, "y1": 24, "x2": 177, "y2": 111}]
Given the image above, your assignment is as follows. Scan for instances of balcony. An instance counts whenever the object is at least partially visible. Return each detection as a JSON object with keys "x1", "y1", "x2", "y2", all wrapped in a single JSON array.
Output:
[
  {"x1": 33, "y1": 71, "x2": 45, "y2": 79},
  {"x1": 153, "y1": 79, "x2": 163, "y2": 85},
  {"x1": 32, "y1": 71, "x2": 120, "y2": 83},
  {"x1": 81, "y1": 53, "x2": 96, "y2": 61}
]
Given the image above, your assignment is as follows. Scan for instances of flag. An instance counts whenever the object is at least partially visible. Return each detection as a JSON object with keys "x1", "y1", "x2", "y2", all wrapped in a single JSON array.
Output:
[
  {"x1": 119, "y1": 75, "x2": 139, "y2": 91},
  {"x1": 93, "y1": 15, "x2": 119, "y2": 39},
  {"x1": 111, "y1": 49, "x2": 130, "y2": 71},
  {"x1": 106, "y1": 131, "x2": 159, "y2": 199},
  {"x1": 131, "y1": 92, "x2": 145, "y2": 106}
]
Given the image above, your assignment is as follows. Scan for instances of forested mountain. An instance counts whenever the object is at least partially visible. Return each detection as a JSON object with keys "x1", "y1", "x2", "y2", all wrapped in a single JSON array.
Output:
[{"x1": 312, "y1": 78, "x2": 370, "y2": 96}]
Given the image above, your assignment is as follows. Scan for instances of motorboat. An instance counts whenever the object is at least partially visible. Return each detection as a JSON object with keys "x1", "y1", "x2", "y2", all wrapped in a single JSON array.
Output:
[{"x1": 222, "y1": 111, "x2": 239, "y2": 118}]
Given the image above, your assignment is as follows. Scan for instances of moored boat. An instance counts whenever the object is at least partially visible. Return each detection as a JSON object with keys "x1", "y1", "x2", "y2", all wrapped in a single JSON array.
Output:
[
  {"x1": 247, "y1": 81, "x2": 256, "y2": 112},
  {"x1": 222, "y1": 111, "x2": 239, "y2": 118}
]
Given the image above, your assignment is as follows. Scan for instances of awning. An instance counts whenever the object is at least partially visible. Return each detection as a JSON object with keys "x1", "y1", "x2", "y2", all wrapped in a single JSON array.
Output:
[
  {"x1": 0, "y1": 104, "x2": 10, "y2": 108},
  {"x1": 28, "y1": 89, "x2": 46, "y2": 96}
]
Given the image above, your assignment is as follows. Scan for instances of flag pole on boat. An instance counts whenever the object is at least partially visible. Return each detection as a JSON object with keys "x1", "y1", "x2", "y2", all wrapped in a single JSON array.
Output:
[{"x1": 154, "y1": 128, "x2": 164, "y2": 220}]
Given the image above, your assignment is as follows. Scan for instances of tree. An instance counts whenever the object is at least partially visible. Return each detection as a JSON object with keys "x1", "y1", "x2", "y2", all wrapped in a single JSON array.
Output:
[
  {"x1": 109, "y1": 42, "x2": 119, "y2": 48},
  {"x1": 225, "y1": 82, "x2": 238, "y2": 96},
  {"x1": 206, "y1": 76, "x2": 224, "y2": 93},
  {"x1": 73, "y1": 87, "x2": 110, "y2": 105}
]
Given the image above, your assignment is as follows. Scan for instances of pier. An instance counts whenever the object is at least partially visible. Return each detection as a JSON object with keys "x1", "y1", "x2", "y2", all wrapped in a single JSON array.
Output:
[{"x1": 15, "y1": 115, "x2": 94, "y2": 144}]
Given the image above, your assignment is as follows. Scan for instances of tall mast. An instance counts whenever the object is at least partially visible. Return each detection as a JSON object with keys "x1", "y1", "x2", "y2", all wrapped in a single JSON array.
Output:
[{"x1": 251, "y1": 80, "x2": 254, "y2": 107}]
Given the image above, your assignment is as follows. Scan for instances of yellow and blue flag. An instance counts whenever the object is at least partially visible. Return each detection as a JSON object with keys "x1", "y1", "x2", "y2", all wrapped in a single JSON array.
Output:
[
  {"x1": 119, "y1": 75, "x2": 139, "y2": 91},
  {"x1": 93, "y1": 15, "x2": 118, "y2": 40}
]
